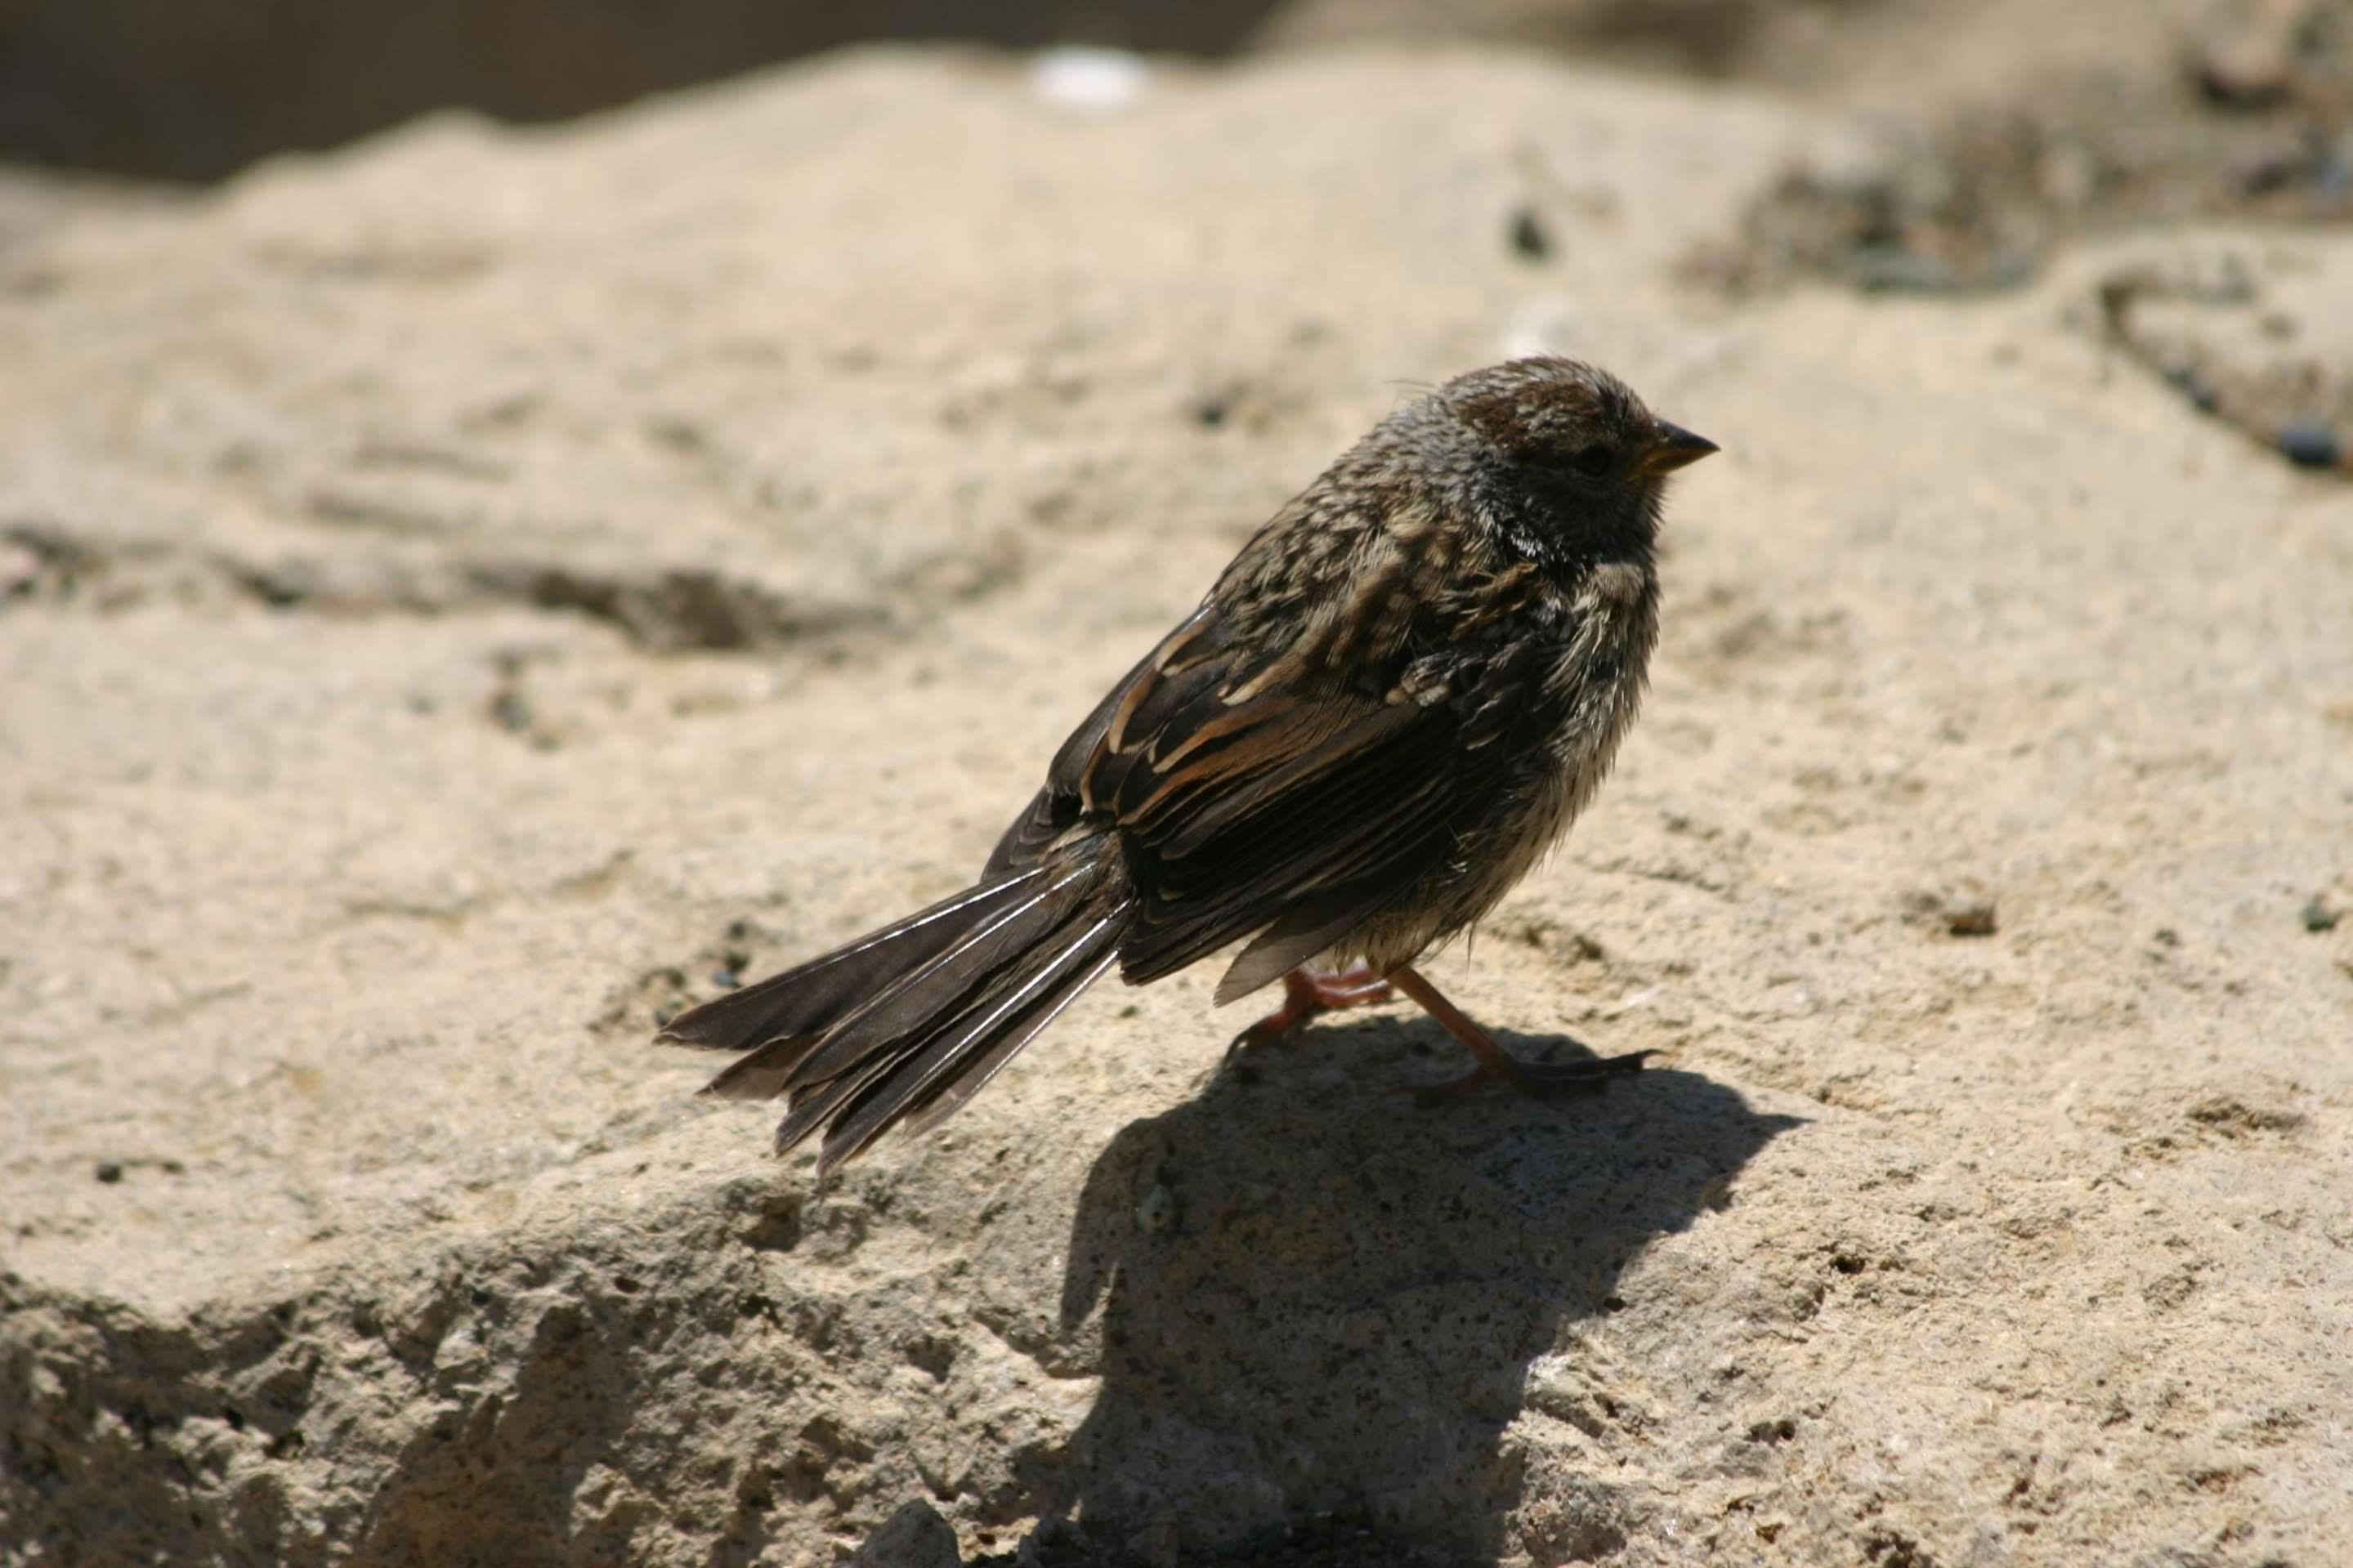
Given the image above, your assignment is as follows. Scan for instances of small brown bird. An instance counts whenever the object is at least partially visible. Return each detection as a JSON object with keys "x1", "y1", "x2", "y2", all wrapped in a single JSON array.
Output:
[{"x1": 659, "y1": 358, "x2": 1716, "y2": 1175}]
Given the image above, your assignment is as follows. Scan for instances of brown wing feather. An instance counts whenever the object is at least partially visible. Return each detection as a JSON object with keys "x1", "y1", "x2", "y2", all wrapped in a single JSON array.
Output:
[
  {"x1": 1112, "y1": 686, "x2": 1506, "y2": 989},
  {"x1": 984, "y1": 582, "x2": 1549, "y2": 1000},
  {"x1": 983, "y1": 607, "x2": 1218, "y2": 877}
]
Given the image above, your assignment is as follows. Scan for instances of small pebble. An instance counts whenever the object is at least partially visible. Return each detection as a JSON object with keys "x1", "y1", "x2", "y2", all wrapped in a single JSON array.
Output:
[
  {"x1": 94, "y1": 1161, "x2": 123, "y2": 1184},
  {"x1": 2275, "y1": 419, "x2": 2342, "y2": 470},
  {"x1": 1134, "y1": 1182, "x2": 1174, "y2": 1234},
  {"x1": 487, "y1": 690, "x2": 532, "y2": 733},
  {"x1": 2300, "y1": 896, "x2": 2342, "y2": 933},
  {"x1": 1908, "y1": 882, "x2": 1997, "y2": 936},
  {"x1": 1945, "y1": 897, "x2": 1997, "y2": 936},
  {"x1": 1508, "y1": 206, "x2": 1552, "y2": 263}
]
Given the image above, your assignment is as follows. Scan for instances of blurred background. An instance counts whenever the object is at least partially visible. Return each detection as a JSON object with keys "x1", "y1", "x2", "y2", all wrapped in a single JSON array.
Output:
[
  {"x1": 12, "y1": 0, "x2": 1930, "y2": 178},
  {"x1": 0, "y1": 0, "x2": 2341, "y2": 190},
  {"x1": 8, "y1": 1, "x2": 2350, "y2": 315}
]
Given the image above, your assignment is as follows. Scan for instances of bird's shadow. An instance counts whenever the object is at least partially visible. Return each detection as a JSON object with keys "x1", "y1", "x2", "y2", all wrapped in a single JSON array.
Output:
[{"x1": 1042, "y1": 1012, "x2": 1799, "y2": 1562}]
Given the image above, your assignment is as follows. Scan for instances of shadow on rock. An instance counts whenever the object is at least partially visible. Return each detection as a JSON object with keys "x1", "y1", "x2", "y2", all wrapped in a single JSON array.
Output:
[{"x1": 1046, "y1": 1014, "x2": 1797, "y2": 1563}]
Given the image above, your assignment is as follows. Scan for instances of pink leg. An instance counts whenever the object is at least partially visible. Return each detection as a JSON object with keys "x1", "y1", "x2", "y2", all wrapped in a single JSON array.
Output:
[{"x1": 1229, "y1": 965, "x2": 1395, "y2": 1052}]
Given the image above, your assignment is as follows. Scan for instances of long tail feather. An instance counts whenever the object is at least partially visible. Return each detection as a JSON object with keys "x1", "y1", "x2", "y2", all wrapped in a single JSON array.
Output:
[
  {"x1": 897, "y1": 949, "x2": 1120, "y2": 1141},
  {"x1": 772, "y1": 865, "x2": 1098, "y2": 1090},
  {"x1": 677, "y1": 848, "x2": 1127, "y2": 1171},
  {"x1": 815, "y1": 915, "x2": 1121, "y2": 1173},
  {"x1": 702, "y1": 863, "x2": 1095, "y2": 1101},
  {"x1": 656, "y1": 869, "x2": 1051, "y2": 1074}
]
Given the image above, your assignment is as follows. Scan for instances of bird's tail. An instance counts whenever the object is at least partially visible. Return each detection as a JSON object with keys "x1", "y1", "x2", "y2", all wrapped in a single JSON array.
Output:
[{"x1": 657, "y1": 851, "x2": 1125, "y2": 1175}]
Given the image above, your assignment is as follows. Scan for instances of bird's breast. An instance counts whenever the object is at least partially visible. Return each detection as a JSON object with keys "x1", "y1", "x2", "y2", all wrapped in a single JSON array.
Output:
[{"x1": 1461, "y1": 557, "x2": 1660, "y2": 902}]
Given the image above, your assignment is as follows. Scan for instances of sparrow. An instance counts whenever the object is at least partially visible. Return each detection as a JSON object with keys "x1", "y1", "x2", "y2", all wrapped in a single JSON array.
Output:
[{"x1": 657, "y1": 357, "x2": 1716, "y2": 1176}]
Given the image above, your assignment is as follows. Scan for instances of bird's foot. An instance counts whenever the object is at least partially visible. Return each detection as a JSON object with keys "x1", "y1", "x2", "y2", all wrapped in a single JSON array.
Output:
[
  {"x1": 1228, "y1": 966, "x2": 1394, "y2": 1056},
  {"x1": 1384, "y1": 964, "x2": 1653, "y2": 1106}
]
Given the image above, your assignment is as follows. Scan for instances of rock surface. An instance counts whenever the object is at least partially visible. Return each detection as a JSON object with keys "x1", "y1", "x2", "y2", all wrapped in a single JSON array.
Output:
[
  {"x1": 2, "y1": 44, "x2": 2350, "y2": 1568},
  {"x1": 1693, "y1": 0, "x2": 2353, "y2": 297},
  {"x1": 2098, "y1": 234, "x2": 2353, "y2": 475}
]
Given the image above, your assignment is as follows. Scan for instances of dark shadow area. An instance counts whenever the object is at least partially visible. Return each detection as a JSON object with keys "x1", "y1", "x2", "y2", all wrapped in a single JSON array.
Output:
[
  {"x1": 1041, "y1": 1013, "x2": 1799, "y2": 1563},
  {"x1": 0, "y1": 0, "x2": 1282, "y2": 182}
]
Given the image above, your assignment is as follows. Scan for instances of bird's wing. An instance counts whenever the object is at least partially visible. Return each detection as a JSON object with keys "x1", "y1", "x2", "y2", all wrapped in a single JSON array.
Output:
[
  {"x1": 982, "y1": 610, "x2": 1210, "y2": 878},
  {"x1": 992, "y1": 575, "x2": 1551, "y2": 1003}
]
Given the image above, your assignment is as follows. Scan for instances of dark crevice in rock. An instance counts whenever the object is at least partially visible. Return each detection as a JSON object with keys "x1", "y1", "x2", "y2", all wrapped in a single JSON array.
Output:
[
  {"x1": 0, "y1": 521, "x2": 107, "y2": 603},
  {"x1": 459, "y1": 561, "x2": 876, "y2": 653},
  {"x1": 0, "y1": 520, "x2": 899, "y2": 652}
]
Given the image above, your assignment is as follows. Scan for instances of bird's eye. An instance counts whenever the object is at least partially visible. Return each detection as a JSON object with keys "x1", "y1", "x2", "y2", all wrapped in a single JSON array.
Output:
[{"x1": 1568, "y1": 443, "x2": 1615, "y2": 479}]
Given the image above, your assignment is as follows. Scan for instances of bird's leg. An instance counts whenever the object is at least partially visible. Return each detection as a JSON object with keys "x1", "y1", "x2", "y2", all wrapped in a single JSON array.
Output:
[
  {"x1": 1229, "y1": 965, "x2": 1395, "y2": 1053},
  {"x1": 1387, "y1": 965, "x2": 1652, "y2": 1104}
]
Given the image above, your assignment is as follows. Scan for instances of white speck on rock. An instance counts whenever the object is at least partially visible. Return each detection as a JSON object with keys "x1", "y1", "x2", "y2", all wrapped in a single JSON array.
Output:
[{"x1": 1031, "y1": 47, "x2": 1148, "y2": 110}]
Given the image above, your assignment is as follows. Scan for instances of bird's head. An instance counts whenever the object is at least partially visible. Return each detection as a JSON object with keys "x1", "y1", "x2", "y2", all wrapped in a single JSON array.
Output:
[{"x1": 1440, "y1": 356, "x2": 1716, "y2": 563}]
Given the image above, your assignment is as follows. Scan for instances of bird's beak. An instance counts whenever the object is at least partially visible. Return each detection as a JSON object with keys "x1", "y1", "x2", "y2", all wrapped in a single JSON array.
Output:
[{"x1": 1639, "y1": 420, "x2": 1720, "y2": 476}]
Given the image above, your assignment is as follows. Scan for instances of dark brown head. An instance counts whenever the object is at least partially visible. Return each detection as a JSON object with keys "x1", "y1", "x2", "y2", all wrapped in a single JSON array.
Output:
[{"x1": 1438, "y1": 356, "x2": 1716, "y2": 566}]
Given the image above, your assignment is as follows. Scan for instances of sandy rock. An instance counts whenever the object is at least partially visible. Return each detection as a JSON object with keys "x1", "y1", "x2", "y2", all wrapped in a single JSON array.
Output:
[
  {"x1": 1694, "y1": 0, "x2": 2353, "y2": 300},
  {"x1": 2, "y1": 44, "x2": 2349, "y2": 1568},
  {"x1": 852, "y1": 1499, "x2": 962, "y2": 1567},
  {"x1": 2096, "y1": 230, "x2": 2353, "y2": 473},
  {"x1": 2185, "y1": 0, "x2": 2324, "y2": 105}
]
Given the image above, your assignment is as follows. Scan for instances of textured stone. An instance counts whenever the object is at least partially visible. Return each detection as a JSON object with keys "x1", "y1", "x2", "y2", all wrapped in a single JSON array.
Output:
[{"x1": 2, "y1": 44, "x2": 2349, "y2": 1568}]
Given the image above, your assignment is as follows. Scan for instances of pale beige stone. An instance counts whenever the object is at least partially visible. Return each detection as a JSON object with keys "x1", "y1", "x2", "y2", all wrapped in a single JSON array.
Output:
[{"x1": 2, "y1": 44, "x2": 2347, "y2": 1568}]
